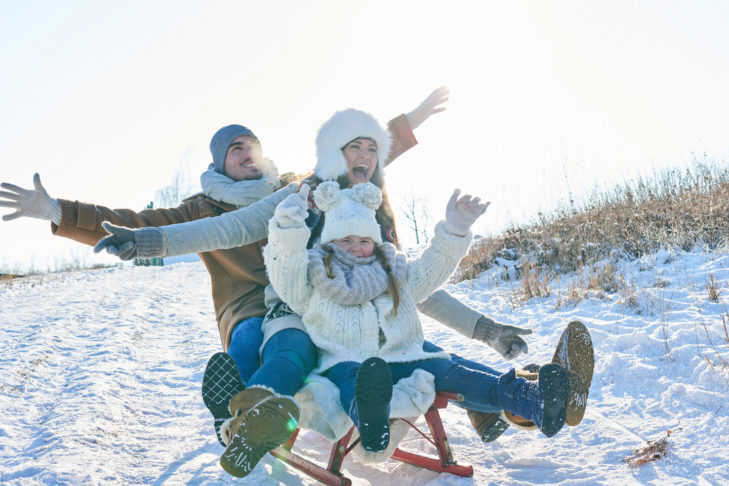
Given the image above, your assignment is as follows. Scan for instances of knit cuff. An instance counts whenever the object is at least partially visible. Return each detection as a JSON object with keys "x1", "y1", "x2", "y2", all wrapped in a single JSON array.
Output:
[
  {"x1": 134, "y1": 227, "x2": 167, "y2": 258},
  {"x1": 472, "y1": 316, "x2": 502, "y2": 344},
  {"x1": 46, "y1": 198, "x2": 62, "y2": 225}
]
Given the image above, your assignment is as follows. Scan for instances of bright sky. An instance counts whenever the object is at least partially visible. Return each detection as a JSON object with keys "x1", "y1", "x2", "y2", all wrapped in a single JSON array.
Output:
[{"x1": 2, "y1": 0, "x2": 729, "y2": 272}]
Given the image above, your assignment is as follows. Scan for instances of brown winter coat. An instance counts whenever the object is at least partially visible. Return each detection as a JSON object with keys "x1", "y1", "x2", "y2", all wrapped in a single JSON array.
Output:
[{"x1": 50, "y1": 114, "x2": 417, "y2": 350}]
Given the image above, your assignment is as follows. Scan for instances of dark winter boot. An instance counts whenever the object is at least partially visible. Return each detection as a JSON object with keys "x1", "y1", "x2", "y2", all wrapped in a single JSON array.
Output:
[
  {"x1": 201, "y1": 352, "x2": 245, "y2": 446},
  {"x1": 219, "y1": 387, "x2": 300, "y2": 478},
  {"x1": 467, "y1": 409, "x2": 511, "y2": 442},
  {"x1": 551, "y1": 320, "x2": 594, "y2": 426},
  {"x1": 497, "y1": 363, "x2": 570, "y2": 438},
  {"x1": 354, "y1": 357, "x2": 393, "y2": 452},
  {"x1": 469, "y1": 364, "x2": 542, "y2": 441}
]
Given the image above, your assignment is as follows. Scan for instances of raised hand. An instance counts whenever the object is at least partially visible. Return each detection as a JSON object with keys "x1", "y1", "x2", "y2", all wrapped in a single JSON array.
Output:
[
  {"x1": 406, "y1": 86, "x2": 449, "y2": 130},
  {"x1": 274, "y1": 183, "x2": 310, "y2": 229},
  {"x1": 443, "y1": 189, "x2": 490, "y2": 236},
  {"x1": 0, "y1": 173, "x2": 54, "y2": 221}
]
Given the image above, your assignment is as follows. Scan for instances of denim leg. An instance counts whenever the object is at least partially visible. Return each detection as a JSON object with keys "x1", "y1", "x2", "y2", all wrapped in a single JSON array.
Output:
[
  {"x1": 423, "y1": 340, "x2": 501, "y2": 377},
  {"x1": 227, "y1": 317, "x2": 264, "y2": 385},
  {"x1": 388, "y1": 358, "x2": 503, "y2": 413},
  {"x1": 323, "y1": 361, "x2": 360, "y2": 421},
  {"x1": 246, "y1": 329, "x2": 318, "y2": 396}
]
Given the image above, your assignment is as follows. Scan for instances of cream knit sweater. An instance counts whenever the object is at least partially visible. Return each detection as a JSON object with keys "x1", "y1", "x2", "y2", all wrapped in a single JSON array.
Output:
[{"x1": 263, "y1": 219, "x2": 472, "y2": 373}]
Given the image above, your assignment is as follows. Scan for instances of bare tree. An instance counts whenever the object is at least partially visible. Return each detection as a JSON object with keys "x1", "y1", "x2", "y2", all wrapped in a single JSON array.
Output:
[
  {"x1": 401, "y1": 195, "x2": 431, "y2": 245},
  {"x1": 155, "y1": 151, "x2": 197, "y2": 208}
]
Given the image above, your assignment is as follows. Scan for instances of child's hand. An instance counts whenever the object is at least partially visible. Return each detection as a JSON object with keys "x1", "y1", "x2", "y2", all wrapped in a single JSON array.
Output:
[
  {"x1": 275, "y1": 183, "x2": 310, "y2": 229},
  {"x1": 443, "y1": 189, "x2": 490, "y2": 236}
]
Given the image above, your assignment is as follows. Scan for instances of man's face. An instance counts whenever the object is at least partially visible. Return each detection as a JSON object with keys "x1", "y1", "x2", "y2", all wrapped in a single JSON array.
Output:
[
  {"x1": 342, "y1": 137, "x2": 377, "y2": 184},
  {"x1": 224, "y1": 135, "x2": 264, "y2": 181}
]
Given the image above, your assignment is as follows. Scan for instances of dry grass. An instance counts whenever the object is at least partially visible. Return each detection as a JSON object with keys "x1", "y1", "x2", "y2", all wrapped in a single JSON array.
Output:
[
  {"x1": 457, "y1": 159, "x2": 729, "y2": 285},
  {"x1": 706, "y1": 274, "x2": 722, "y2": 303}
]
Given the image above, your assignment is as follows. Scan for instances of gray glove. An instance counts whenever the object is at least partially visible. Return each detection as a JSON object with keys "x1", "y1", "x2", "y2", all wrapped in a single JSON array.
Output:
[
  {"x1": 93, "y1": 221, "x2": 165, "y2": 261},
  {"x1": 274, "y1": 184, "x2": 310, "y2": 229},
  {"x1": 473, "y1": 316, "x2": 532, "y2": 360},
  {"x1": 443, "y1": 189, "x2": 490, "y2": 236},
  {"x1": 0, "y1": 173, "x2": 60, "y2": 222},
  {"x1": 406, "y1": 86, "x2": 449, "y2": 130}
]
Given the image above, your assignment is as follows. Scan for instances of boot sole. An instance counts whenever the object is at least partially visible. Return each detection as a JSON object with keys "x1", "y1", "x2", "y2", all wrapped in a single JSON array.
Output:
[
  {"x1": 220, "y1": 395, "x2": 299, "y2": 478},
  {"x1": 355, "y1": 357, "x2": 393, "y2": 452},
  {"x1": 202, "y1": 352, "x2": 244, "y2": 446},
  {"x1": 538, "y1": 364, "x2": 570, "y2": 438},
  {"x1": 552, "y1": 321, "x2": 594, "y2": 426},
  {"x1": 468, "y1": 410, "x2": 510, "y2": 442}
]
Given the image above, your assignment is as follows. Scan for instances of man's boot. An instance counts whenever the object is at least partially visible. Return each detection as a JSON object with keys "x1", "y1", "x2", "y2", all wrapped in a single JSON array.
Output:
[
  {"x1": 219, "y1": 386, "x2": 300, "y2": 478},
  {"x1": 201, "y1": 352, "x2": 245, "y2": 446},
  {"x1": 551, "y1": 320, "x2": 594, "y2": 426}
]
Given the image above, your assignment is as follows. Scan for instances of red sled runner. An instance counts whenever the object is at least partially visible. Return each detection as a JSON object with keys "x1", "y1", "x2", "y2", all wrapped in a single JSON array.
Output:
[{"x1": 269, "y1": 391, "x2": 474, "y2": 486}]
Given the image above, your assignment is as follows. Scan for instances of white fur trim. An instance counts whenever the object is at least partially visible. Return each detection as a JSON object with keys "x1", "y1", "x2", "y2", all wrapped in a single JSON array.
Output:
[
  {"x1": 351, "y1": 418, "x2": 413, "y2": 464},
  {"x1": 220, "y1": 417, "x2": 234, "y2": 445},
  {"x1": 315, "y1": 109, "x2": 392, "y2": 181}
]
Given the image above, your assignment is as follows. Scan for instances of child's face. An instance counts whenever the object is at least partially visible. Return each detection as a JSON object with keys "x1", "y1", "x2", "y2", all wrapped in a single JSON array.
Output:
[{"x1": 332, "y1": 236, "x2": 375, "y2": 258}]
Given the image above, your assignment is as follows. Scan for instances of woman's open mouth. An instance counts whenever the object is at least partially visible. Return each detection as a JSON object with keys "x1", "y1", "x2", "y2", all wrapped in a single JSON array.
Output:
[{"x1": 351, "y1": 163, "x2": 370, "y2": 181}]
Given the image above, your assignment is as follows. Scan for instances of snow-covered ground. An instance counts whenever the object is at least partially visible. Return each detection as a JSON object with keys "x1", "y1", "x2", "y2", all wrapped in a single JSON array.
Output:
[{"x1": 2, "y1": 248, "x2": 728, "y2": 485}]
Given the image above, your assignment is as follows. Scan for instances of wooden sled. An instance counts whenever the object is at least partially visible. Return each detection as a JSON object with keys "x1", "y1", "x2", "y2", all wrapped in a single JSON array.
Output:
[{"x1": 269, "y1": 391, "x2": 474, "y2": 486}]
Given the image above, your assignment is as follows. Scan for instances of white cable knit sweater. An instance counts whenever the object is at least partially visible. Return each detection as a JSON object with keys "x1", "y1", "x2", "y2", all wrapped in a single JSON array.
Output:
[{"x1": 263, "y1": 219, "x2": 473, "y2": 373}]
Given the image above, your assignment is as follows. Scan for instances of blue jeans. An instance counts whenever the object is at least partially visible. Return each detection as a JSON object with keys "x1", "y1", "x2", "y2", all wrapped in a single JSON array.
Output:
[
  {"x1": 422, "y1": 341, "x2": 503, "y2": 412},
  {"x1": 227, "y1": 317, "x2": 265, "y2": 385},
  {"x1": 324, "y1": 357, "x2": 504, "y2": 423},
  {"x1": 247, "y1": 329, "x2": 318, "y2": 396}
]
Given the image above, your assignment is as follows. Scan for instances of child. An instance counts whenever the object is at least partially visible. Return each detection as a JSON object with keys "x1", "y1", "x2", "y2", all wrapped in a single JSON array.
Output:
[{"x1": 259, "y1": 180, "x2": 571, "y2": 460}]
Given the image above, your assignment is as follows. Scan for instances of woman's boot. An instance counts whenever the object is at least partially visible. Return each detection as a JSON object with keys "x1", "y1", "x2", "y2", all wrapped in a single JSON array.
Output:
[{"x1": 219, "y1": 386, "x2": 300, "y2": 478}]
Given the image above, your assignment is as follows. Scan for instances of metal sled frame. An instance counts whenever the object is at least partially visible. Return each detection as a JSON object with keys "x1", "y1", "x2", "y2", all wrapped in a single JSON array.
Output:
[{"x1": 269, "y1": 391, "x2": 474, "y2": 486}]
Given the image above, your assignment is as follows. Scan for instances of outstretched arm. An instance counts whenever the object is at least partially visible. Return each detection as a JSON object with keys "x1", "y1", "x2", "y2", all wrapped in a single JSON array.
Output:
[
  {"x1": 94, "y1": 183, "x2": 298, "y2": 259},
  {"x1": 407, "y1": 189, "x2": 488, "y2": 301},
  {"x1": 417, "y1": 291, "x2": 532, "y2": 360},
  {"x1": 385, "y1": 86, "x2": 450, "y2": 166}
]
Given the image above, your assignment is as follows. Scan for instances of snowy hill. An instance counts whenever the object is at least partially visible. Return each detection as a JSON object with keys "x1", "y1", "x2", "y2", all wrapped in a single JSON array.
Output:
[{"x1": 1, "y1": 250, "x2": 728, "y2": 485}]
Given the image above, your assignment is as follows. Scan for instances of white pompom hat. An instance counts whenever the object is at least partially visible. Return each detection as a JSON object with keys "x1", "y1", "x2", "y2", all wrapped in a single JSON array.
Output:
[
  {"x1": 314, "y1": 181, "x2": 383, "y2": 245},
  {"x1": 315, "y1": 109, "x2": 392, "y2": 181}
]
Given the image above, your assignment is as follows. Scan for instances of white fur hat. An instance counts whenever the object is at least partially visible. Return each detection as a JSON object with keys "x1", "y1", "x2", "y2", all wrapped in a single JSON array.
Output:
[
  {"x1": 314, "y1": 181, "x2": 383, "y2": 245},
  {"x1": 315, "y1": 109, "x2": 392, "y2": 181}
]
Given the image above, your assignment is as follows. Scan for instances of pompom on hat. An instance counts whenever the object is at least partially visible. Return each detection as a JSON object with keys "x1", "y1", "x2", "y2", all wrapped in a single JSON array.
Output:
[
  {"x1": 315, "y1": 109, "x2": 392, "y2": 181},
  {"x1": 210, "y1": 124, "x2": 257, "y2": 174},
  {"x1": 314, "y1": 181, "x2": 383, "y2": 245}
]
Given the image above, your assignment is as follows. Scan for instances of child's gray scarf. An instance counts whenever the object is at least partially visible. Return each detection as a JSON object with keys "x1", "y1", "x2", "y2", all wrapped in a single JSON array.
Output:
[
  {"x1": 200, "y1": 162, "x2": 282, "y2": 208},
  {"x1": 307, "y1": 243, "x2": 407, "y2": 306}
]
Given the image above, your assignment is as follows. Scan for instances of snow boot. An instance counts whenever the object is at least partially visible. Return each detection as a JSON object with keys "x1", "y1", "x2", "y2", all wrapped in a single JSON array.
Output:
[
  {"x1": 551, "y1": 320, "x2": 594, "y2": 426},
  {"x1": 467, "y1": 409, "x2": 511, "y2": 442},
  {"x1": 497, "y1": 363, "x2": 570, "y2": 438},
  {"x1": 201, "y1": 352, "x2": 245, "y2": 446},
  {"x1": 469, "y1": 364, "x2": 542, "y2": 441},
  {"x1": 354, "y1": 357, "x2": 393, "y2": 452},
  {"x1": 219, "y1": 387, "x2": 300, "y2": 478}
]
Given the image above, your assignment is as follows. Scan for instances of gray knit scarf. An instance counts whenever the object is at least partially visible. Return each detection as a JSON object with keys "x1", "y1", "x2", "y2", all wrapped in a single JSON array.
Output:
[
  {"x1": 199, "y1": 162, "x2": 282, "y2": 208},
  {"x1": 307, "y1": 242, "x2": 407, "y2": 306}
]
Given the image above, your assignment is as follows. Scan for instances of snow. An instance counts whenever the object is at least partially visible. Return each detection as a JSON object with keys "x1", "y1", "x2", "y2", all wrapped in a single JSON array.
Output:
[{"x1": 1, "y1": 248, "x2": 728, "y2": 485}]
